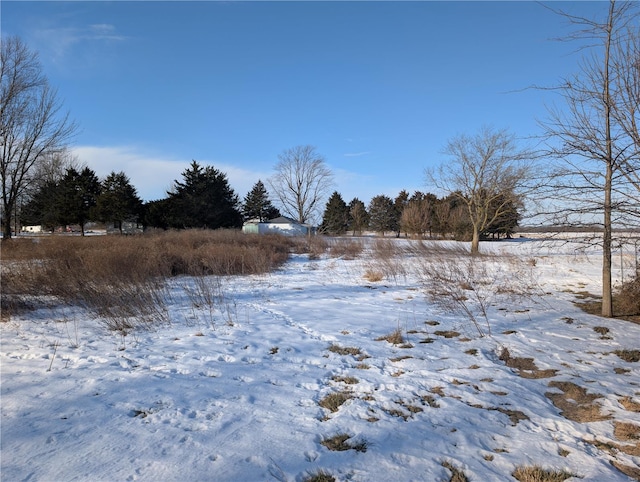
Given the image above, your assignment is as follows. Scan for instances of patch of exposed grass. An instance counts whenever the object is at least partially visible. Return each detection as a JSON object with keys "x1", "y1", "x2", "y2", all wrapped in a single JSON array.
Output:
[
  {"x1": 303, "y1": 469, "x2": 336, "y2": 482},
  {"x1": 465, "y1": 348, "x2": 478, "y2": 356},
  {"x1": 363, "y1": 270, "x2": 384, "y2": 282},
  {"x1": 331, "y1": 375, "x2": 359, "y2": 385},
  {"x1": 376, "y1": 328, "x2": 405, "y2": 345},
  {"x1": 320, "y1": 433, "x2": 367, "y2": 452},
  {"x1": 441, "y1": 460, "x2": 469, "y2": 482},
  {"x1": 318, "y1": 392, "x2": 352, "y2": 413},
  {"x1": 390, "y1": 355, "x2": 413, "y2": 362},
  {"x1": 512, "y1": 465, "x2": 578, "y2": 482},
  {"x1": 593, "y1": 326, "x2": 611, "y2": 339},
  {"x1": 614, "y1": 421, "x2": 640, "y2": 442},
  {"x1": 619, "y1": 396, "x2": 640, "y2": 412},
  {"x1": 611, "y1": 461, "x2": 640, "y2": 480},
  {"x1": 327, "y1": 344, "x2": 362, "y2": 356},
  {"x1": 421, "y1": 394, "x2": 440, "y2": 408},
  {"x1": 545, "y1": 381, "x2": 610, "y2": 423},
  {"x1": 614, "y1": 349, "x2": 640, "y2": 362},
  {"x1": 434, "y1": 330, "x2": 460, "y2": 338},
  {"x1": 494, "y1": 407, "x2": 529, "y2": 426},
  {"x1": 499, "y1": 347, "x2": 558, "y2": 379}
]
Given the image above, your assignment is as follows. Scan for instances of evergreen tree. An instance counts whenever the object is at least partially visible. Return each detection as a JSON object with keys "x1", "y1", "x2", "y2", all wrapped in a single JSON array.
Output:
[
  {"x1": 368, "y1": 194, "x2": 396, "y2": 236},
  {"x1": 483, "y1": 192, "x2": 522, "y2": 239},
  {"x1": 142, "y1": 198, "x2": 171, "y2": 230},
  {"x1": 393, "y1": 190, "x2": 409, "y2": 237},
  {"x1": 95, "y1": 171, "x2": 144, "y2": 234},
  {"x1": 320, "y1": 191, "x2": 349, "y2": 235},
  {"x1": 165, "y1": 160, "x2": 242, "y2": 229},
  {"x1": 57, "y1": 167, "x2": 101, "y2": 235},
  {"x1": 348, "y1": 198, "x2": 369, "y2": 236},
  {"x1": 242, "y1": 180, "x2": 280, "y2": 221},
  {"x1": 20, "y1": 179, "x2": 60, "y2": 231}
]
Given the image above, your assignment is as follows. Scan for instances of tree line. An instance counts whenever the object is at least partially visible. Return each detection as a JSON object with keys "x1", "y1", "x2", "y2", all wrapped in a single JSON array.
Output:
[
  {"x1": 18, "y1": 153, "x2": 519, "y2": 242},
  {"x1": 319, "y1": 188, "x2": 520, "y2": 241}
]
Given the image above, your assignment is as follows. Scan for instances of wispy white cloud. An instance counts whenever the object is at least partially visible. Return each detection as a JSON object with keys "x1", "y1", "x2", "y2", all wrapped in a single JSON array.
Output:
[
  {"x1": 343, "y1": 151, "x2": 370, "y2": 158},
  {"x1": 32, "y1": 23, "x2": 127, "y2": 66},
  {"x1": 72, "y1": 145, "x2": 270, "y2": 202}
]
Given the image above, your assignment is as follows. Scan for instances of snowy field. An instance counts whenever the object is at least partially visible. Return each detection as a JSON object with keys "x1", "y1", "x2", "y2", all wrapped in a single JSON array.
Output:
[{"x1": 1, "y1": 237, "x2": 639, "y2": 481}]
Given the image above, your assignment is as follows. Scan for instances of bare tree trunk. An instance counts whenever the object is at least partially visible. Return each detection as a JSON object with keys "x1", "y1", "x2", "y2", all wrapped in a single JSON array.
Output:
[
  {"x1": 603, "y1": 162, "x2": 613, "y2": 316},
  {"x1": 471, "y1": 226, "x2": 480, "y2": 255}
]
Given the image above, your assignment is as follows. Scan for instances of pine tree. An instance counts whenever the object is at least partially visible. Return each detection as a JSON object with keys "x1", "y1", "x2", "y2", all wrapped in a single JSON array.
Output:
[
  {"x1": 20, "y1": 179, "x2": 61, "y2": 231},
  {"x1": 165, "y1": 160, "x2": 242, "y2": 229},
  {"x1": 242, "y1": 180, "x2": 280, "y2": 221},
  {"x1": 320, "y1": 191, "x2": 349, "y2": 235},
  {"x1": 368, "y1": 194, "x2": 397, "y2": 236},
  {"x1": 95, "y1": 171, "x2": 143, "y2": 234},
  {"x1": 57, "y1": 167, "x2": 101, "y2": 235}
]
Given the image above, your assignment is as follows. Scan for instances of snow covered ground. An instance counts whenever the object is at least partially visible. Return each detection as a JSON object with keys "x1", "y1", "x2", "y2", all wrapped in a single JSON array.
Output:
[{"x1": 2, "y1": 238, "x2": 639, "y2": 481}]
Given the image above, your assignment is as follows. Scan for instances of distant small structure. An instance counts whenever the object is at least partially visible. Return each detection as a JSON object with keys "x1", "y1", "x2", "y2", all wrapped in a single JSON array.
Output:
[
  {"x1": 242, "y1": 216, "x2": 314, "y2": 236},
  {"x1": 21, "y1": 225, "x2": 42, "y2": 234}
]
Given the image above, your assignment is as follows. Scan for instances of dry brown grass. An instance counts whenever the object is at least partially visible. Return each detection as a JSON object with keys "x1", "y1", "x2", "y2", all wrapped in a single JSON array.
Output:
[
  {"x1": 327, "y1": 238, "x2": 363, "y2": 259},
  {"x1": 545, "y1": 381, "x2": 611, "y2": 423},
  {"x1": 318, "y1": 392, "x2": 352, "y2": 413},
  {"x1": 302, "y1": 469, "x2": 335, "y2": 482},
  {"x1": 320, "y1": 433, "x2": 367, "y2": 452},
  {"x1": 620, "y1": 396, "x2": 640, "y2": 412},
  {"x1": 614, "y1": 349, "x2": 640, "y2": 362},
  {"x1": 365, "y1": 238, "x2": 408, "y2": 282},
  {"x1": 441, "y1": 461, "x2": 469, "y2": 482},
  {"x1": 376, "y1": 328, "x2": 405, "y2": 345},
  {"x1": 499, "y1": 347, "x2": 558, "y2": 379},
  {"x1": 611, "y1": 460, "x2": 640, "y2": 480},
  {"x1": 327, "y1": 344, "x2": 362, "y2": 356},
  {"x1": 1, "y1": 230, "x2": 293, "y2": 328},
  {"x1": 512, "y1": 465, "x2": 577, "y2": 482}
]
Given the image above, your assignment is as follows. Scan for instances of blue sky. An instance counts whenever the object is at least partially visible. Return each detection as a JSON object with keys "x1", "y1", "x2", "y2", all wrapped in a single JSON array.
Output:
[{"x1": 3, "y1": 1, "x2": 606, "y2": 206}]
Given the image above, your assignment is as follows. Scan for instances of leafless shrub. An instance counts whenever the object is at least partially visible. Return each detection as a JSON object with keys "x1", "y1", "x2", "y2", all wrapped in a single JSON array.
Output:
[
  {"x1": 290, "y1": 235, "x2": 328, "y2": 259},
  {"x1": 416, "y1": 248, "x2": 540, "y2": 337},
  {"x1": 328, "y1": 238, "x2": 363, "y2": 259},
  {"x1": 1, "y1": 230, "x2": 293, "y2": 331},
  {"x1": 365, "y1": 238, "x2": 408, "y2": 282}
]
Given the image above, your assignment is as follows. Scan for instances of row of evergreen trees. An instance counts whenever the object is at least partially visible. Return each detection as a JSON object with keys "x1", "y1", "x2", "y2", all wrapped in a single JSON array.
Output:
[
  {"x1": 319, "y1": 190, "x2": 521, "y2": 240},
  {"x1": 21, "y1": 161, "x2": 283, "y2": 233},
  {"x1": 22, "y1": 160, "x2": 519, "y2": 238}
]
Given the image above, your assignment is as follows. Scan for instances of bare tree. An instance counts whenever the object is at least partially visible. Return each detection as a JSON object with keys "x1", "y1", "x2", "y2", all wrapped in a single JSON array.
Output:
[
  {"x1": 428, "y1": 126, "x2": 532, "y2": 255},
  {"x1": 610, "y1": 21, "x2": 640, "y2": 207},
  {"x1": 1, "y1": 36, "x2": 76, "y2": 239},
  {"x1": 540, "y1": 1, "x2": 638, "y2": 317},
  {"x1": 268, "y1": 145, "x2": 333, "y2": 225}
]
